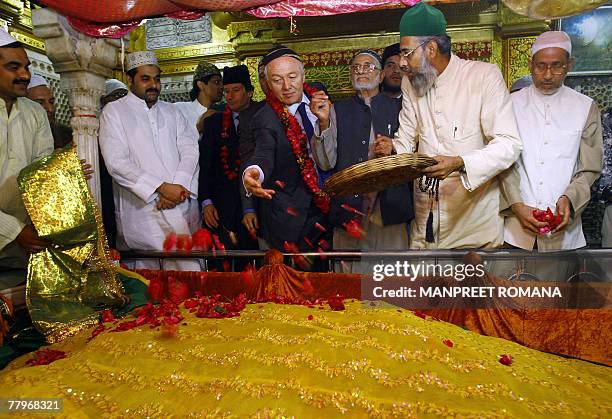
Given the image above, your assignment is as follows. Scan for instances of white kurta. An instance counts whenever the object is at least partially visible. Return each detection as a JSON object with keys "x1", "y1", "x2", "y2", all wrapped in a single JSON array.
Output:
[
  {"x1": 393, "y1": 54, "x2": 522, "y2": 249},
  {"x1": 99, "y1": 92, "x2": 200, "y2": 266},
  {"x1": 0, "y1": 98, "x2": 54, "y2": 268},
  {"x1": 173, "y1": 99, "x2": 207, "y2": 139},
  {"x1": 505, "y1": 85, "x2": 600, "y2": 251}
]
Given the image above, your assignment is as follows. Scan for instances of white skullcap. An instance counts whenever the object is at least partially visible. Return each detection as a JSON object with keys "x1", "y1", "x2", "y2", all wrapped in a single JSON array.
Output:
[
  {"x1": 0, "y1": 28, "x2": 17, "y2": 47},
  {"x1": 125, "y1": 51, "x2": 159, "y2": 72},
  {"x1": 27, "y1": 74, "x2": 48, "y2": 89},
  {"x1": 532, "y1": 31, "x2": 572, "y2": 57},
  {"x1": 105, "y1": 79, "x2": 128, "y2": 95}
]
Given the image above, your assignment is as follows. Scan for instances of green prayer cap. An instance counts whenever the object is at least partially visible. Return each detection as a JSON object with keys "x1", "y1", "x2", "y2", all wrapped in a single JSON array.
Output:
[
  {"x1": 399, "y1": 2, "x2": 447, "y2": 37},
  {"x1": 194, "y1": 61, "x2": 221, "y2": 81}
]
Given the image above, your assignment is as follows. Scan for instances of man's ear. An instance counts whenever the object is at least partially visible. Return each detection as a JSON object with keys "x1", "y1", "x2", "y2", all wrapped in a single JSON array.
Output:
[
  {"x1": 567, "y1": 57, "x2": 575, "y2": 73},
  {"x1": 247, "y1": 89, "x2": 254, "y2": 100},
  {"x1": 378, "y1": 70, "x2": 385, "y2": 84}
]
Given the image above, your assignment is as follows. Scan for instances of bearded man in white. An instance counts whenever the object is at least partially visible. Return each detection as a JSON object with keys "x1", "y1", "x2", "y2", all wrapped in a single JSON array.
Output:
[
  {"x1": 99, "y1": 51, "x2": 200, "y2": 270},
  {"x1": 378, "y1": 2, "x2": 522, "y2": 249},
  {"x1": 503, "y1": 31, "x2": 603, "y2": 252}
]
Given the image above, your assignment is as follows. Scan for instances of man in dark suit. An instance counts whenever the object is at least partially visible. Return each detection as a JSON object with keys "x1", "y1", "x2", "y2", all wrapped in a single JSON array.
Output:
[
  {"x1": 199, "y1": 65, "x2": 258, "y2": 250},
  {"x1": 312, "y1": 50, "x2": 413, "y2": 253},
  {"x1": 243, "y1": 46, "x2": 332, "y2": 251}
]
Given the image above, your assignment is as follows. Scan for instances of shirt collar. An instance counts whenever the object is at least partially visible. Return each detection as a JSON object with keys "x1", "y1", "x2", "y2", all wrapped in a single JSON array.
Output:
[
  {"x1": 126, "y1": 91, "x2": 159, "y2": 110},
  {"x1": 193, "y1": 98, "x2": 208, "y2": 113},
  {"x1": 287, "y1": 93, "x2": 310, "y2": 115}
]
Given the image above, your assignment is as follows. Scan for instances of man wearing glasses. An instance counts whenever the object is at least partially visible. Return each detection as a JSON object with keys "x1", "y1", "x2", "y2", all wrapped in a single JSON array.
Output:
[
  {"x1": 503, "y1": 31, "x2": 603, "y2": 252},
  {"x1": 311, "y1": 50, "x2": 413, "y2": 258},
  {"x1": 382, "y1": 2, "x2": 522, "y2": 249}
]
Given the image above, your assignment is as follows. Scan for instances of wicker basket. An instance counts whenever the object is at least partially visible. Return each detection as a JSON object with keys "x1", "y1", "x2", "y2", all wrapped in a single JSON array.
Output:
[{"x1": 323, "y1": 153, "x2": 437, "y2": 197}]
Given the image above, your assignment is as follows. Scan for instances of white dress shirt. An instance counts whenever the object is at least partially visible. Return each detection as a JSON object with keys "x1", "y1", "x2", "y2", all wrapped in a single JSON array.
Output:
[{"x1": 99, "y1": 92, "x2": 200, "y2": 254}]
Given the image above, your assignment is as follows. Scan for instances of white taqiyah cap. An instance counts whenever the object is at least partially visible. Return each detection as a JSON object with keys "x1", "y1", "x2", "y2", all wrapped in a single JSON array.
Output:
[
  {"x1": 105, "y1": 79, "x2": 128, "y2": 95},
  {"x1": 125, "y1": 51, "x2": 159, "y2": 72},
  {"x1": 0, "y1": 28, "x2": 17, "y2": 47},
  {"x1": 27, "y1": 74, "x2": 48, "y2": 89},
  {"x1": 532, "y1": 31, "x2": 572, "y2": 57}
]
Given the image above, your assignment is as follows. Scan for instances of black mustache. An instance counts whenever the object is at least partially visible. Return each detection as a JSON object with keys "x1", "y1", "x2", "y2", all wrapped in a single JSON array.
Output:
[{"x1": 146, "y1": 89, "x2": 159, "y2": 94}]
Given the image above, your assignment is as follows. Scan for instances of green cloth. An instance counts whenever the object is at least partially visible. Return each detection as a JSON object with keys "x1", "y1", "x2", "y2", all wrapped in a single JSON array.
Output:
[
  {"x1": 400, "y1": 2, "x2": 447, "y2": 37},
  {"x1": 0, "y1": 274, "x2": 148, "y2": 370}
]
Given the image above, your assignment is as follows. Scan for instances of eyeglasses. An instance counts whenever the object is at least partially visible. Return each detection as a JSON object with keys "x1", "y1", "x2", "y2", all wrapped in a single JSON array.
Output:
[
  {"x1": 350, "y1": 63, "x2": 379, "y2": 74},
  {"x1": 533, "y1": 62, "x2": 568, "y2": 75},
  {"x1": 400, "y1": 39, "x2": 430, "y2": 60}
]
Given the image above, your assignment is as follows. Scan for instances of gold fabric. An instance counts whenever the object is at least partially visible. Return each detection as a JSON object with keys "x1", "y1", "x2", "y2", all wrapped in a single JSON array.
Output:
[
  {"x1": 17, "y1": 147, "x2": 127, "y2": 343},
  {"x1": 1, "y1": 301, "x2": 610, "y2": 417}
]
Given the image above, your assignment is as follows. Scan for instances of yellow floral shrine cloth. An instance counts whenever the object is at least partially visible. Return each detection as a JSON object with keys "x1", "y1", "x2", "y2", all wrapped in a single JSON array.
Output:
[{"x1": 1, "y1": 301, "x2": 610, "y2": 418}]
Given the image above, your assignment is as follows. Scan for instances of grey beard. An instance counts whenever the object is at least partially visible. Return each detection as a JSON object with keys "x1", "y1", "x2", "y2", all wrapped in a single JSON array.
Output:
[
  {"x1": 353, "y1": 79, "x2": 380, "y2": 92},
  {"x1": 411, "y1": 57, "x2": 438, "y2": 97}
]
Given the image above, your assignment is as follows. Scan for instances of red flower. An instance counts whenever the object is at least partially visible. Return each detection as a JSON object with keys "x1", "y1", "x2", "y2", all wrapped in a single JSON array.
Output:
[
  {"x1": 328, "y1": 295, "x2": 345, "y2": 311},
  {"x1": 532, "y1": 207, "x2": 562, "y2": 234},
  {"x1": 101, "y1": 310, "x2": 116, "y2": 323},
  {"x1": 163, "y1": 232, "x2": 177, "y2": 252},
  {"x1": 499, "y1": 354, "x2": 513, "y2": 366},
  {"x1": 147, "y1": 277, "x2": 164, "y2": 302},
  {"x1": 343, "y1": 219, "x2": 366, "y2": 240},
  {"x1": 266, "y1": 83, "x2": 330, "y2": 214},
  {"x1": 275, "y1": 180, "x2": 286, "y2": 189},
  {"x1": 192, "y1": 228, "x2": 213, "y2": 250},
  {"x1": 26, "y1": 349, "x2": 67, "y2": 366},
  {"x1": 286, "y1": 207, "x2": 299, "y2": 217},
  {"x1": 340, "y1": 203, "x2": 365, "y2": 217},
  {"x1": 307, "y1": 314, "x2": 314, "y2": 321},
  {"x1": 176, "y1": 234, "x2": 192, "y2": 252},
  {"x1": 89, "y1": 324, "x2": 105, "y2": 341},
  {"x1": 314, "y1": 223, "x2": 327, "y2": 233},
  {"x1": 168, "y1": 277, "x2": 189, "y2": 304},
  {"x1": 219, "y1": 105, "x2": 241, "y2": 180},
  {"x1": 184, "y1": 299, "x2": 199, "y2": 309},
  {"x1": 443, "y1": 339, "x2": 454, "y2": 348}
]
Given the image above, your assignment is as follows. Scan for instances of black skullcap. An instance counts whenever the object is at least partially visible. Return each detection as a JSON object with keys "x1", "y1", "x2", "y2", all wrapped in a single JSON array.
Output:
[
  {"x1": 260, "y1": 45, "x2": 301, "y2": 67},
  {"x1": 222, "y1": 65, "x2": 253, "y2": 90},
  {"x1": 354, "y1": 49, "x2": 383, "y2": 68},
  {"x1": 382, "y1": 43, "x2": 400, "y2": 65}
]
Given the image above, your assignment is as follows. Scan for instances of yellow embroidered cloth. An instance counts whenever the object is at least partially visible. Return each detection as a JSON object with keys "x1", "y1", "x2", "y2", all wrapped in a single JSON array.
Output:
[
  {"x1": 1, "y1": 301, "x2": 610, "y2": 417},
  {"x1": 17, "y1": 147, "x2": 127, "y2": 343}
]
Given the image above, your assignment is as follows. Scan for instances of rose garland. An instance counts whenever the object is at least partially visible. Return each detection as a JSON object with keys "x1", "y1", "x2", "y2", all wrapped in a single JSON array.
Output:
[
  {"x1": 266, "y1": 83, "x2": 330, "y2": 214},
  {"x1": 220, "y1": 105, "x2": 240, "y2": 181}
]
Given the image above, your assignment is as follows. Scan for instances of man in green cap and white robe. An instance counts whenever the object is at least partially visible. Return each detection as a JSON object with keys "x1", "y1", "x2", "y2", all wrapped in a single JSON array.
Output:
[{"x1": 382, "y1": 2, "x2": 523, "y2": 249}]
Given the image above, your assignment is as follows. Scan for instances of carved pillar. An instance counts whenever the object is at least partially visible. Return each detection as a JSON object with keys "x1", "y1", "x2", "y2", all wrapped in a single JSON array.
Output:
[{"x1": 31, "y1": 8, "x2": 119, "y2": 207}]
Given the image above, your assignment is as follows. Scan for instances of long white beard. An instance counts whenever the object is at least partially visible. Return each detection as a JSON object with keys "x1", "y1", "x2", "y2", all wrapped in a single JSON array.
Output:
[{"x1": 411, "y1": 57, "x2": 438, "y2": 97}]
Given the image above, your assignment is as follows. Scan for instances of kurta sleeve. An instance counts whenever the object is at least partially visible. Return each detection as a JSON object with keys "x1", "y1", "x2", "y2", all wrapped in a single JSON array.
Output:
[
  {"x1": 393, "y1": 77, "x2": 418, "y2": 154},
  {"x1": 0, "y1": 106, "x2": 54, "y2": 250},
  {"x1": 563, "y1": 102, "x2": 603, "y2": 217},
  {"x1": 99, "y1": 105, "x2": 165, "y2": 204},
  {"x1": 498, "y1": 163, "x2": 523, "y2": 216},
  {"x1": 172, "y1": 108, "x2": 199, "y2": 196},
  {"x1": 311, "y1": 105, "x2": 337, "y2": 170},
  {"x1": 459, "y1": 66, "x2": 523, "y2": 191}
]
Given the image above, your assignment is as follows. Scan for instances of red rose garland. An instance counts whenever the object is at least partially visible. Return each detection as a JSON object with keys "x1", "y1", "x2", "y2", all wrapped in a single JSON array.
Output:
[
  {"x1": 266, "y1": 83, "x2": 330, "y2": 214},
  {"x1": 220, "y1": 105, "x2": 240, "y2": 181}
]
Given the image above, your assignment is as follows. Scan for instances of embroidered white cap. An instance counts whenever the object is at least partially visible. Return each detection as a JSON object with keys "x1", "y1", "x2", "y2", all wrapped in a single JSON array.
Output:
[
  {"x1": 125, "y1": 51, "x2": 159, "y2": 72},
  {"x1": 532, "y1": 31, "x2": 572, "y2": 57},
  {"x1": 0, "y1": 28, "x2": 18, "y2": 47},
  {"x1": 105, "y1": 78, "x2": 128, "y2": 95},
  {"x1": 27, "y1": 74, "x2": 49, "y2": 89}
]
